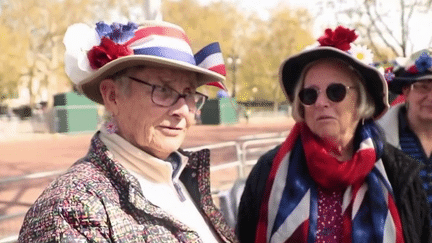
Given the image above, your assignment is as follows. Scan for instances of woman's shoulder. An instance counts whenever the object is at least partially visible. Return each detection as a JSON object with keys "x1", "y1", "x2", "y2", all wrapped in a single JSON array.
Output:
[
  {"x1": 381, "y1": 142, "x2": 423, "y2": 186},
  {"x1": 382, "y1": 143, "x2": 420, "y2": 168},
  {"x1": 378, "y1": 103, "x2": 404, "y2": 124},
  {"x1": 377, "y1": 104, "x2": 404, "y2": 147},
  {"x1": 58, "y1": 161, "x2": 112, "y2": 191},
  {"x1": 252, "y1": 145, "x2": 281, "y2": 173},
  {"x1": 30, "y1": 158, "x2": 120, "y2": 212},
  {"x1": 65, "y1": 158, "x2": 113, "y2": 185},
  {"x1": 244, "y1": 145, "x2": 281, "y2": 190},
  {"x1": 19, "y1": 159, "x2": 116, "y2": 242}
]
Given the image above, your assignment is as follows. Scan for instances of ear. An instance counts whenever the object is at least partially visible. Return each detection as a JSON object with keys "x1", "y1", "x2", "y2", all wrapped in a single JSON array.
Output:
[{"x1": 100, "y1": 79, "x2": 120, "y2": 115}]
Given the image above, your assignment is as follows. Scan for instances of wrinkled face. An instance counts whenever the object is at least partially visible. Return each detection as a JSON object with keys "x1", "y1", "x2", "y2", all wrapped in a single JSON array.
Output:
[
  {"x1": 403, "y1": 79, "x2": 432, "y2": 122},
  {"x1": 113, "y1": 67, "x2": 198, "y2": 159},
  {"x1": 303, "y1": 61, "x2": 360, "y2": 144}
]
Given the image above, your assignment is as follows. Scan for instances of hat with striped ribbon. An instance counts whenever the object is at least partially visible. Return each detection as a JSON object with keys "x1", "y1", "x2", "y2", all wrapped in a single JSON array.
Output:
[{"x1": 63, "y1": 21, "x2": 226, "y2": 104}]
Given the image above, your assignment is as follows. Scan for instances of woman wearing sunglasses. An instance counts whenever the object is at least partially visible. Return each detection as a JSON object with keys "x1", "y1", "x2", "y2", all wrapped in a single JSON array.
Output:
[
  {"x1": 378, "y1": 49, "x2": 432, "y2": 227},
  {"x1": 236, "y1": 26, "x2": 431, "y2": 243}
]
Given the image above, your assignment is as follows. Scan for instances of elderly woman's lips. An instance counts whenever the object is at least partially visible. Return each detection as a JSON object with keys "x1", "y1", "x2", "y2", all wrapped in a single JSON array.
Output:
[
  {"x1": 316, "y1": 116, "x2": 334, "y2": 120},
  {"x1": 158, "y1": 126, "x2": 184, "y2": 135},
  {"x1": 161, "y1": 126, "x2": 181, "y2": 129}
]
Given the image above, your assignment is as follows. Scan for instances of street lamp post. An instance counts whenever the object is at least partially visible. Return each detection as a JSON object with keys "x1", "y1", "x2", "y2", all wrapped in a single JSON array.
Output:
[{"x1": 226, "y1": 56, "x2": 241, "y2": 98}]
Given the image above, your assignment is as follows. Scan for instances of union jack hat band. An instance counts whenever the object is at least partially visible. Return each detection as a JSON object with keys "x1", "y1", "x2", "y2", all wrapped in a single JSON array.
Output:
[{"x1": 63, "y1": 21, "x2": 226, "y2": 104}]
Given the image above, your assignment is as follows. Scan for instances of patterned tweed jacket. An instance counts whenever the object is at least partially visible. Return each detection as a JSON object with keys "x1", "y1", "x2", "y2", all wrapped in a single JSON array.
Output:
[{"x1": 18, "y1": 132, "x2": 238, "y2": 243}]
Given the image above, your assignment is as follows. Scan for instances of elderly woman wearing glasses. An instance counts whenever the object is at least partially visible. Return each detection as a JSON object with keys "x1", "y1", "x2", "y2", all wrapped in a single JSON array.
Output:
[
  {"x1": 236, "y1": 26, "x2": 431, "y2": 243},
  {"x1": 19, "y1": 21, "x2": 238, "y2": 242},
  {"x1": 378, "y1": 49, "x2": 432, "y2": 227}
]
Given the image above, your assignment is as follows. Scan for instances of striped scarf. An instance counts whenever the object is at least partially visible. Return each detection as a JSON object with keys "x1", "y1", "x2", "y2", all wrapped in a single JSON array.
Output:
[{"x1": 255, "y1": 121, "x2": 405, "y2": 243}]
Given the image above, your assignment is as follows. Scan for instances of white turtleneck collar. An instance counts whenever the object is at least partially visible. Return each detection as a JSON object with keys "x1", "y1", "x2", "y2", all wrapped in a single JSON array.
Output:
[
  {"x1": 99, "y1": 125, "x2": 188, "y2": 185},
  {"x1": 98, "y1": 126, "x2": 220, "y2": 242}
]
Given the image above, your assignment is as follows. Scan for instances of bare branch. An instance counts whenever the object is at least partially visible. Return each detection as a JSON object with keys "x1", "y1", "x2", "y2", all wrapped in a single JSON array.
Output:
[
  {"x1": 370, "y1": 1, "x2": 401, "y2": 46},
  {"x1": 363, "y1": 1, "x2": 401, "y2": 56},
  {"x1": 365, "y1": 26, "x2": 384, "y2": 59}
]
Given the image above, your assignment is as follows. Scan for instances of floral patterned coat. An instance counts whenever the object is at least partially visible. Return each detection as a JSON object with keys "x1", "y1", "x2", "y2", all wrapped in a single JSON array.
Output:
[{"x1": 18, "y1": 132, "x2": 238, "y2": 243}]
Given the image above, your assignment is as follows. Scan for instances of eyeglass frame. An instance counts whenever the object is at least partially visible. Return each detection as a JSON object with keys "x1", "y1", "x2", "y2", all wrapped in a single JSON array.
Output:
[
  {"x1": 410, "y1": 80, "x2": 432, "y2": 94},
  {"x1": 127, "y1": 76, "x2": 208, "y2": 111},
  {"x1": 298, "y1": 83, "x2": 356, "y2": 106}
]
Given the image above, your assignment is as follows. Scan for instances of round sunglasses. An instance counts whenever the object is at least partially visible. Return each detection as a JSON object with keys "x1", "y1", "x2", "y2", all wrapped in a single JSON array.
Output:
[{"x1": 299, "y1": 83, "x2": 355, "y2": 106}]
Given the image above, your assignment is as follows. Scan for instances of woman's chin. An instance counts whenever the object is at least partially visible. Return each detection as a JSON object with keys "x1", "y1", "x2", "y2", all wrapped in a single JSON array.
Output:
[{"x1": 313, "y1": 127, "x2": 340, "y2": 141}]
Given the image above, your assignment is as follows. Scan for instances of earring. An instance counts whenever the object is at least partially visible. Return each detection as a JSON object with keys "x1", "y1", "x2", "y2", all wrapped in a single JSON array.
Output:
[{"x1": 105, "y1": 118, "x2": 118, "y2": 134}]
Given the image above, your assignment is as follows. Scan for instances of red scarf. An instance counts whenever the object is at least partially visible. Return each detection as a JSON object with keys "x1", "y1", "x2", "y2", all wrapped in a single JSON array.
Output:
[
  {"x1": 301, "y1": 124, "x2": 376, "y2": 191},
  {"x1": 255, "y1": 122, "x2": 405, "y2": 243}
]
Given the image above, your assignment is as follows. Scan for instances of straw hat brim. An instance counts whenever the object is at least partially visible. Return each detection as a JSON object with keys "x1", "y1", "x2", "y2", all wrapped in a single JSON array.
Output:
[
  {"x1": 279, "y1": 47, "x2": 389, "y2": 119},
  {"x1": 78, "y1": 55, "x2": 226, "y2": 104}
]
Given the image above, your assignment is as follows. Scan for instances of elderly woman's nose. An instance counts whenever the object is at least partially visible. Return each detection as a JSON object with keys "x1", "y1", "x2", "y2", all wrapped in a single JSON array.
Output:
[
  {"x1": 314, "y1": 91, "x2": 330, "y2": 106},
  {"x1": 171, "y1": 97, "x2": 191, "y2": 116}
]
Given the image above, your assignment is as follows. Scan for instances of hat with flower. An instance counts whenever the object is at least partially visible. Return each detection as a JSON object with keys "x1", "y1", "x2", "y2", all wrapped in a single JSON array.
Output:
[
  {"x1": 63, "y1": 20, "x2": 227, "y2": 104},
  {"x1": 384, "y1": 48, "x2": 432, "y2": 94},
  {"x1": 279, "y1": 26, "x2": 389, "y2": 119}
]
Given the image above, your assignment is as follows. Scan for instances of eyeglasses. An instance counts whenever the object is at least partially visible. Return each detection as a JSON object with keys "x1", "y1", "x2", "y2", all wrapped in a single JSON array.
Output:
[
  {"x1": 411, "y1": 81, "x2": 432, "y2": 94},
  {"x1": 127, "y1": 76, "x2": 208, "y2": 111},
  {"x1": 299, "y1": 83, "x2": 355, "y2": 106}
]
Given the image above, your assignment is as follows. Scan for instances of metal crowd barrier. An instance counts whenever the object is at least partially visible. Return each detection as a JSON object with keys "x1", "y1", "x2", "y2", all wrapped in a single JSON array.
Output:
[
  {"x1": 185, "y1": 141, "x2": 244, "y2": 178},
  {"x1": 241, "y1": 137, "x2": 286, "y2": 168},
  {"x1": 0, "y1": 133, "x2": 287, "y2": 242}
]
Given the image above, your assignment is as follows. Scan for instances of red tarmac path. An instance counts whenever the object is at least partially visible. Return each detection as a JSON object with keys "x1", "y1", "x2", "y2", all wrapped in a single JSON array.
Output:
[{"x1": 0, "y1": 117, "x2": 294, "y2": 178}]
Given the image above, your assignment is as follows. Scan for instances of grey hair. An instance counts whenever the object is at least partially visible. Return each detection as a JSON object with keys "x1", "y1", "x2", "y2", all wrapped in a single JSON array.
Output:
[
  {"x1": 102, "y1": 67, "x2": 142, "y2": 122},
  {"x1": 291, "y1": 58, "x2": 376, "y2": 122},
  {"x1": 108, "y1": 66, "x2": 149, "y2": 96}
]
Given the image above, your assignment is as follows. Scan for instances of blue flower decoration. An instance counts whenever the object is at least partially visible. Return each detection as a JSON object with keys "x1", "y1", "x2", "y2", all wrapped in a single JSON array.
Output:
[
  {"x1": 95, "y1": 22, "x2": 112, "y2": 38},
  {"x1": 95, "y1": 21, "x2": 138, "y2": 43},
  {"x1": 414, "y1": 52, "x2": 432, "y2": 73}
]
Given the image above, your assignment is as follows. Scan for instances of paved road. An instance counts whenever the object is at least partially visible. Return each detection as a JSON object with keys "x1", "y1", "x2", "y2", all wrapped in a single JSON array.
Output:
[
  {"x1": 0, "y1": 116, "x2": 294, "y2": 239},
  {"x1": 1, "y1": 117, "x2": 294, "y2": 178}
]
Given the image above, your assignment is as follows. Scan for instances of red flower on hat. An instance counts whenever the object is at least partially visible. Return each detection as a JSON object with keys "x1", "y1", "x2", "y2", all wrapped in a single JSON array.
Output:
[
  {"x1": 406, "y1": 65, "x2": 418, "y2": 74},
  {"x1": 317, "y1": 26, "x2": 358, "y2": 51},
  {"x1": 384, "y1": 66, "x2": 395, "y2": 82},
  {"x1": 87, "y1": 37, "x2": 133, "y2": 69}
]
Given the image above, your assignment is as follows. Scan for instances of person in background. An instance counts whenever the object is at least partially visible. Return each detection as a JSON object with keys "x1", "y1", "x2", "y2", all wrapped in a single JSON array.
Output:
[
  {"x1": 378, "y1": 49, "x2": 432, "y2": 226},
  {"x1": 19, "y1": 20, "x2": 238, "y2": 242},
  {"x1": 236, "y1": 26, "x2": 431, "y2": 243}
]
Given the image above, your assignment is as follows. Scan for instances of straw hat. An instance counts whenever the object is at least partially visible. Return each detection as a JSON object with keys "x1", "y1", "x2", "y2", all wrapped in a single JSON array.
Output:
[
  {"x1": 279, "y1": 26, "x2": 389, "y2": 119},
  {"x1": 63, "y1": 21, "x2": 227, "y2": 104}
]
